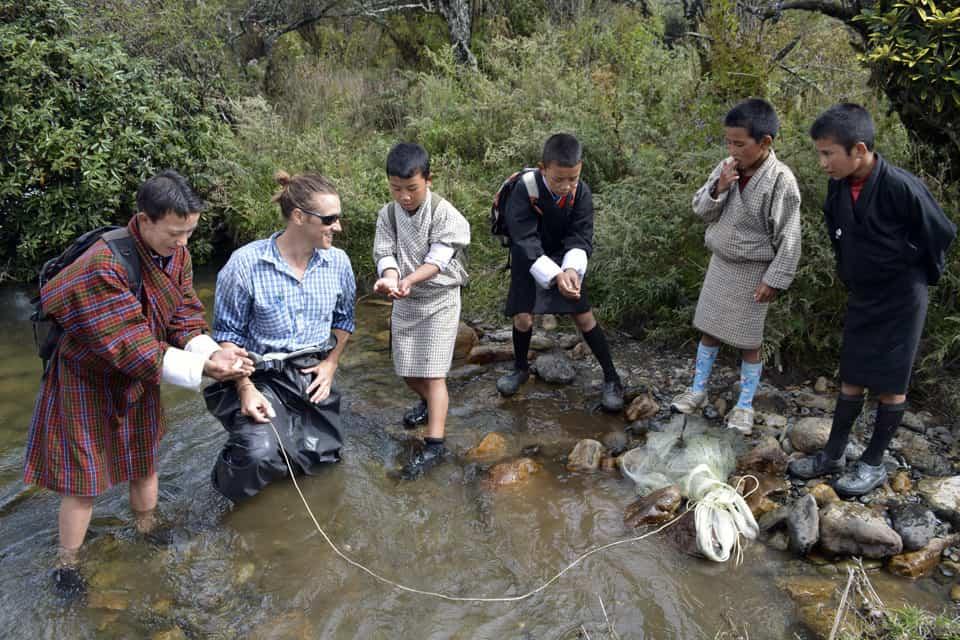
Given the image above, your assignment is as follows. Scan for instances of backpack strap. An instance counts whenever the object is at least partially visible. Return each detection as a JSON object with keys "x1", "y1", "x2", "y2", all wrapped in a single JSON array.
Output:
[
  {"x1": 520, "y1": 170, "x2": 543, "y2": 216},
  {"x1": 101, "y1": 228, "x2": 142, "y2": 299}
]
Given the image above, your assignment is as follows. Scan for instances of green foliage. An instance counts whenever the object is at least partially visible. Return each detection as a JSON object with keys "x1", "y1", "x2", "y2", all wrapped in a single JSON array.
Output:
[
  {"x1": 839, "y1": 604, "x2": 960, "y2": 639},
  {"x1": 856, "y1": 0, "x2": 960, "y2": 169},
  {"x1": 699, "y1": 0, "x2": 769, "y2": 100},
  {"x1": 0, "y1": 0, "x2": 233, "y2": 281}
]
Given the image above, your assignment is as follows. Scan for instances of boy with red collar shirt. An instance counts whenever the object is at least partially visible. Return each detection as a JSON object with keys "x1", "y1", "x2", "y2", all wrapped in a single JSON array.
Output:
[
  {"x1": 789, "y1": 103, "x2": 956, "y2": 497},
  {"x1": 497, "y1": 133, "x2": 623, "y2": 412}
]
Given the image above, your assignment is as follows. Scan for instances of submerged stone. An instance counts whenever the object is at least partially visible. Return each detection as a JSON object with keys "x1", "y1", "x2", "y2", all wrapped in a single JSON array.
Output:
[
  {"x1": 485, "y1": 458, "x2": 541, "y2": 489},
  {"x1": 624, "y1": 485, "x2": 681, "y2": 527},
  {"x1": 567, "y1": 439, "x2": 603, "y2": 471}
]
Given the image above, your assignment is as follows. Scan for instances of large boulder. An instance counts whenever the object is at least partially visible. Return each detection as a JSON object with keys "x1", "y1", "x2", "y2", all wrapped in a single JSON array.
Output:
[
  {"x1": 624, "y1": 485, "x2": 682, "y2": 527},
  {"x1": 467, "y1": 344, "x2": 520, "y2": 365},
  {"x1": 625, "y1": 393, "x2": 658, "y2": 422},
  {"x1": 819, "y1": 501, "x2": 903, "y2": 558},
  {"x1": 892, "y1": 432, "x2": 952, "y2": 475},
  {"x1": 787, "y1": 494, "x2": 820, "y2": 554},
  {"x1": 453, "y1": 321, "x2": 479, "y2": 359},
  {"x1": 917, "y1": 476, "x2": 960, "y2": 527},
  {"x1": 889, "y1": 503, "x2": 938, "y2": 552},
  {"x1": 794, "y1": 391, "x2": 836, "y2": 412},
  {"x1": 887, "y1": 535, "x2": 959, "y2": 579},
  {"x1": 532, "y1": 353, "x2": 576, "y2": 385},
  {"x1": 788, "y1": 417, "x2": 833, "y2": 454}
]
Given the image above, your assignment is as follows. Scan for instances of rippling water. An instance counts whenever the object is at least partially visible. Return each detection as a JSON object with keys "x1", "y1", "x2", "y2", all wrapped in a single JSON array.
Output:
[{"x1": 0, "y1": 277, "x2": 947, "y2": 639}]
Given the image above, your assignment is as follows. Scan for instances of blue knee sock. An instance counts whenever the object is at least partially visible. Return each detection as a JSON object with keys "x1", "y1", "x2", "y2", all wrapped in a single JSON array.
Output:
[
  {"x1": 736, "y1": 360, "x2": 763, "y2": 409},
  {"x1": 691, "y1": 342, "x2": 720, "y2": 394}
]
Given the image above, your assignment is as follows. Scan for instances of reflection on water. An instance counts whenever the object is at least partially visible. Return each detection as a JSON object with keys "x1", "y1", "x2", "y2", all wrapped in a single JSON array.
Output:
[{"x1": 0, "y1": 279, "x2": 946, "y2": 639}]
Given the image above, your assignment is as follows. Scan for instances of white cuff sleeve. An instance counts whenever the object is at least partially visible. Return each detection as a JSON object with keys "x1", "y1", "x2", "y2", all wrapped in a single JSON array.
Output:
[
  {"x1": 377, "y1": 256, "x2": 401, "y2": 277},
  {"x1": 560, "y1": 248, "x2": 588, "y2": 278},
  {"x1": 530, "y1": 255, "x2": 563, "y2": 289},
  {"x1": 184, "y1": 333, "x2": 221, "y2": 361},
  {"x1": 161, "y1": 347, "x2": 207, "y2": 389},
  {"x1": 423, "y1": 243, "x2": 456, "y2": 270}
]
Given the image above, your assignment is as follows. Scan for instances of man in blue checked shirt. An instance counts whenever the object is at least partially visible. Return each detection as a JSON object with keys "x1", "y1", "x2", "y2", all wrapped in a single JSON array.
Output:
[{"x1": 204, "y1": 171, "x2": 356, "y2": 501}]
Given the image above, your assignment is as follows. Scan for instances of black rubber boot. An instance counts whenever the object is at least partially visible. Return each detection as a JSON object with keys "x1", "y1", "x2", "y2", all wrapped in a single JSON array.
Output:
[
  {"x1": 402, "y1": 399, "x2": 429, "y2": 428},
  {"x1": 52, "y1": 565, "x2": 87, "y2": 599},
  {"x1": 399, "y1": 442, "x2": 448, "y2": 480},
  {"x1": 787, "y1": 451, "x2": 846, "y2": 480},
  {"x1": 833, "y1": 461, "x2": 888, "y2": 498},
  {"x1": 496, "y1": 369, "x2": 529, "y2": 396}
]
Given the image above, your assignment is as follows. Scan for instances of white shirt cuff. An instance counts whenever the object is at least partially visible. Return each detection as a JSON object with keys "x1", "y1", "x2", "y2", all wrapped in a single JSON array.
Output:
[
  {"x1": 377, "y1": 256, "x2": 401, "y2": 277},
  {"x1": 161, "y1": 347, "x2": 206, "y2": 389},
  {"x1": 184, "y1": 333, "x2": 221, "y2": 361},
  {"x1": 424, "y1": 243, "x2": 456, "y2": 270},
  {"x1": 530, "y1": 255, "x2": 562, "y2": 289},
  {"x1": 560, "y1": 248, "x2": 588, "y2": 278}
]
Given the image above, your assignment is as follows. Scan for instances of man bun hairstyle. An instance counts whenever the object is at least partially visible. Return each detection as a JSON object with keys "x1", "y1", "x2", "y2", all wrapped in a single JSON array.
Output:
[
  {"x1": 724, "y1": 98, "x2": 780, "y2": 142},
  {"x1": 810, "y1": 103, "x2": 876, "y2": 152},
  {"x1": 541, "y1": 133, "x2": 583, "y2": 167},
  {"x1": 386, "y1": 143, "x2": 431, "y2": 180},
  {"x1": 137, "y1": 169, "x2": 206, "y2": 221},
  {"x1": 272, "y1": 170, "x2": 338, "y2": 219}
]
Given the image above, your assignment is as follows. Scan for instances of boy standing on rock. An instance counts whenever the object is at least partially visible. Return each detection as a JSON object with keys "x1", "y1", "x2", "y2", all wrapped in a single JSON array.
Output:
[
  {"x1": 788, "y1": 104, "x2": 956, "y2": 497},
  {"x1": 670, "y1": 98, "x2": 802, "y2": 435}
]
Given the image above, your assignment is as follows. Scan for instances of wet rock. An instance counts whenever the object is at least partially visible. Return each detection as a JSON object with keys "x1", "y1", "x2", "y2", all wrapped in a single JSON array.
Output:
[
  {"x1": 540, "y1": 314, "x2": 558, "y2": 331},
  {"x1": 599, "y1": 455, "x2": 619, "y2": 472},
  {"x1": 152, "y1": 629, "x2": 187, "y2": 640},
  {"x1": 788, "y1": 494, "x2": 820, "y2": 554},
  {"x1": 529, "y1": 334, "x2": 555, "y2": 351},
  {"x1": 88, "y1": 590, "x2": 130, "y2": 611},
  {"x1": 714, "y1": 397, "x2": 728, "y2": 418},
  {"x1": 482, "y1": 329, "x2": 512, "y2": 342},
  {"x1": 758, "y1": 506, "x2": 789, "y2": 532},
  {"x1": 814, "y1": 377, "x2": 830, "y2": 394},
  {"x1": 952, "y1": 584, "x2": 960, "y2": 602},
  {"x1": 776, "y1": 575, "x2": 836, "y2": 602},
  {"x1": 809, "y1": 483, "x2": 839, "y2": 507},
  {"x1": 567, "y1": 439, "x2": 603, "y2": 471},
  {"x1": 454, "y1": 322, "x2": 479, "y2": 359},
  {"x1": 466, "y1": 432, "x2": 508, "y2": 462},
  {"x1": 819, "y1": 501, "x2": 903, "y2": 558},
  {"x1": 624, "y1": 393, "x2": 658, "y2": 422},
  {"x1": 601, "y1": 431, "x2": 628, "y2": 456},
  {"x1": 624, "y1": 485, "x2": 682, "y2": 527},
  {"x1": 918, "y1": 476, "x2": 960, "y2": 527},
  {"x1": 889, "y1": 504, "x2": 938, "y2": 551},
  {"x1": 735, "y1": 437, "x2": 789, "y2": 476},
  {"x1": 520, "y1": 444, "x2": 541, "y2": 458},
  {"x1": 757, "y1": 412, "x2": 787, "y2": 428},
  {"x1": 900, "y1": 411, "x2": 927, "y2": 434},
  {"x1": 557, "y1": 333, "x2": 581, "y2": 349},
  {"x1": 448, "y1": 364, "x2": 487, "y2": 380},
  {"x1": 891, "y1": 471, "x2": 912, "y2": 495},
  {"x1": 887, "y1": 535, "x2": 959, "y2": 579},
  {"x1": 733, "y1": 473, "x2": 788, "y2": 519},
  {"x1": 661, "y1": 510, "x2": 702, "y2": 557},
  {"x1": 532, "y1": 353, "x2": 576, "y2": 384},
  {"x1": 467, "y1": 344, "x2": 521, "y2": 365},
  {"x1": 788, "y1": 417, "x2": 832, "y2": 454},
  {"x1": 751, "y1": 386, "x2": 788, "y2": 414},
  {"x1": 485, "y1": 458, "x2": 542, "y2": 488},
  {"x1": 569, "y1": 342, "x2": 590, "y2": 360},
  {"x1": 895, "y1": 432, "x2": 951, "y2": 475},
  {"x1": 794, "y1": 391, "x2": 836, "y2": 412},
  {"x1": 767, "y1": 531, "x2": 789, "y2": 551}
]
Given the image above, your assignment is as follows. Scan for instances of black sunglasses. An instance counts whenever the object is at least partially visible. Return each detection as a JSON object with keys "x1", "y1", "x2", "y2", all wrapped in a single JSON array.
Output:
[{"x1": 298, "y1": 208, "x2": 342, "y2": 225}]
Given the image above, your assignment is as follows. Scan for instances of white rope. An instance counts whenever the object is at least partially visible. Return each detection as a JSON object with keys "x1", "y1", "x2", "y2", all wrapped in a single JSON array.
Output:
[{"x1": 270, "y1": 423, "x2": 690, "y2": 603}]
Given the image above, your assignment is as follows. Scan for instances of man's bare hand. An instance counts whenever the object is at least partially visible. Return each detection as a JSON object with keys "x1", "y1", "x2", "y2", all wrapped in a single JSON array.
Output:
[
  {"x1": 238, "y1": 384, "x2": 275, "y2": 423},
  {"x1": 302, "y1": 359, "x2": 337, "y2": 403},
  {"x1": 204, "y1": 346, "x2": 254, "y2": 381},
  {"x1": 716, "y1": 158, "x2": 739, "y2": 194}
]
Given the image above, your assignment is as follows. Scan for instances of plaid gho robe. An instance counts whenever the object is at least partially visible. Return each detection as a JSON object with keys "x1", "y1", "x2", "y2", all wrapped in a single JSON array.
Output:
[{"x1": 24, "y1": 216, "x2": 208, "y2": 496}]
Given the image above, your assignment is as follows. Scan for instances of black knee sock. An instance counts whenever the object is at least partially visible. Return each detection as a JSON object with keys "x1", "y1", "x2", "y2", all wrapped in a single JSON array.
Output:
[
  {"x1": 860, "y1": 402, "x2": 905, "y2": 466},
  {"x1": 582, "y1": 325, "x2": 619, "y2": 383},
  {"x1": 823, "y1": 393, "x2": 865, "y2": 460},
  {"x1": 425, "y1": 436, "x2": 445, "y2": 448},
  {"x1": 513, "y1": 326, "x2": 532, "y2": 370}
]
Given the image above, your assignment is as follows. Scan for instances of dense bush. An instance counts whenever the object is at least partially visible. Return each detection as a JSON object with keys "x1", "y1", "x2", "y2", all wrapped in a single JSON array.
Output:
[{"x1": 0, "y1": 0, "x2": 232, "y2": 281}]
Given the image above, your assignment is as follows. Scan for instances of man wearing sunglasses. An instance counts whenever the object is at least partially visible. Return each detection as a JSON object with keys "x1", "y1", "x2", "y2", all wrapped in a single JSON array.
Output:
[{"x1": 208, "y1": 170, "x2": 356, "y2": 501}]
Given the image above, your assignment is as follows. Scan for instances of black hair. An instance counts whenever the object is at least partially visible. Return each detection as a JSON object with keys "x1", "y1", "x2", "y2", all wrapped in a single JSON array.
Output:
[
  {"x1": 809, "y1": 103, "x2": 876, "y2": 152},
  {"x1": 272, "y1": 171, "x2": 338, "y2": 220},
  {"x1": 386, "y1": 143, "x2": 431, "y2": 179},
  {"x1": 723, "y1": 98, "x2": 780, "y2": 142},
  {"x1": 541, "y1": 133, "x2": 583, "y2": 167},
  {"x1": 136, "y1": 169, "x2": 206, "y2": 221}
]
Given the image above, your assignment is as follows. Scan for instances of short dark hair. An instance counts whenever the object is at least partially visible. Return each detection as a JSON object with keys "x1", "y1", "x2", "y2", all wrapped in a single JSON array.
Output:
[
  {"x1": 386, "y1": 143, "x2": 430, "y2": 179},
  {"x1": 272, "y1": 171, "x2": 338, "y2": 219},
  {"x1": 724, "y1": 98, "x2": 779, "y2": 142},
  {"x1": 809, "y1": 103, "x2": 876, "y2": 152},
  {"x1": 136, "y1": 170, "x2": 205, "y2": 221},
  {"x1": 542, "y1": 133, "x2": 582, "y2": 167}
]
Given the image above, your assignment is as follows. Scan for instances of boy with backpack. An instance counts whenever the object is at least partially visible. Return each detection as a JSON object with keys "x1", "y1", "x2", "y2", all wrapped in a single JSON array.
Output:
[
  {"x1": 373, "y1": 143, "x2": 470, "y2": 479},
  {"x1": 669, "y1": 98, "x2": 802, "y2": 436},
  {"x1": 23, "y1": 171, "x2": 253, "y2": 596},
  {"x1": 788, "y1": 104, "x2": 956, "y2": 497},
  {"x1": 495, "y1": 133, "x2": 623, "y2": 413}
]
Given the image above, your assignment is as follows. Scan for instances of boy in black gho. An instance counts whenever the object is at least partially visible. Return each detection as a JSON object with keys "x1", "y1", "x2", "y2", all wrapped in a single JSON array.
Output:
[
  {"x1": 496, "y1": 133, "x2": 624, "y2": 412},
  {"x1": 788, "y1": 104, "x2": 956, "y2": 497}
]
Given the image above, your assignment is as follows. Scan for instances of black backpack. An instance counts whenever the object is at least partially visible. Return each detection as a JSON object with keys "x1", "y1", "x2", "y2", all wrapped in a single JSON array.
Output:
[
  {"x1": 31, "y1": 226, "x2": 142, "y2": 375},
  {"x1": 490, "y1": 168, "x2": 542, "y2": 248}
]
